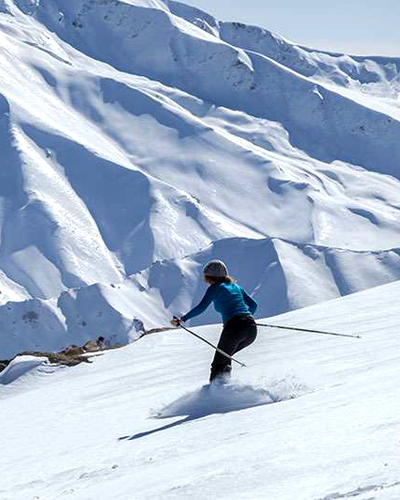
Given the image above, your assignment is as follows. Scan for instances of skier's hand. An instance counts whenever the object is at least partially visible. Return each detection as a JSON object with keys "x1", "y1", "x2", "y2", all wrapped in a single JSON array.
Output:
[{"x1": 171, "y1": 317, "x2": 182, "y2": 327}]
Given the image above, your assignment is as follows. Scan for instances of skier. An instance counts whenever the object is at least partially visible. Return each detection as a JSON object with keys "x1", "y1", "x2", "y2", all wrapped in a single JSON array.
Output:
[{"x1": 171, "y1": 260, "x2": 258, "y2": 382}]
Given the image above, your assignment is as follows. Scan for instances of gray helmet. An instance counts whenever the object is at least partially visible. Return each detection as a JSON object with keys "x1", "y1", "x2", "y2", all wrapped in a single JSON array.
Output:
[{"x1": 203, "y1": 260, "x2": 228, "y2": 278}]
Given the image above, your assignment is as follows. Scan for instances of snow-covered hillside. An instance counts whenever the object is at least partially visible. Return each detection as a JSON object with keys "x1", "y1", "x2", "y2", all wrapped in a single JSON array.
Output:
[
  {"x1": 4, "y1": 235, "x2": 400, "y2": 359},
  {"x1": 0, "y1": 0, "x2": 400, "y2": 352},
  {"x1": 2, "y1": 278, "x2": 400, "y2": 499}
]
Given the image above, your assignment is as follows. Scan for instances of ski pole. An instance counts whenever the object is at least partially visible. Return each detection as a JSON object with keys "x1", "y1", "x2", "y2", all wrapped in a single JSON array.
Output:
[
  {"x1": 173, "y1": 317, "x2": 246, "y2": 367},
  {"x1": 256, "y1": 323, "x2": 361, "y2": 339}
]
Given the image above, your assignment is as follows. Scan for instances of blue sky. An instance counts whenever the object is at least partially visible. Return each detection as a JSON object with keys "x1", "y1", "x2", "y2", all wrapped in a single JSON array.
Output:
[{"x1": 183, "y1": 0, "x2": 400, "y2": 56}]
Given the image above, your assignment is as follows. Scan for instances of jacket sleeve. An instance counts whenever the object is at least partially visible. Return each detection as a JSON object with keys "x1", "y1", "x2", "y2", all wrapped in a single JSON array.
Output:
[
  {"x1": 241, "y1": 288, "x2": 258, "y2": 315},
  {"x1": 182, "y1": 286, "x2": 216, "y2": 321}
]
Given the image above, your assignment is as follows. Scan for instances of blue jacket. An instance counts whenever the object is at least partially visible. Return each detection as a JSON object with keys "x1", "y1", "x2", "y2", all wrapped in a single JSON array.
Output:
[{"x1": 182, "y1": 282, "x2": 258, "y2": 325}]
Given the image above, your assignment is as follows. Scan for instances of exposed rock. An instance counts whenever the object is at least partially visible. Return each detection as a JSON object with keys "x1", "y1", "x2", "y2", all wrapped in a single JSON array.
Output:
[
  {"x1": 0, "y1": 360, "x2": 9, "y2": 373},
  {"x1": 20, "y1": 350, "x2": 93, "y2": 367}
]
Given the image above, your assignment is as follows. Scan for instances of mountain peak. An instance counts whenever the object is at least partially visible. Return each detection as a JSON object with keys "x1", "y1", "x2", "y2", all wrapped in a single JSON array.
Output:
[{"x1": 0, "y1": 0, "x2": 399, "y2": 350}]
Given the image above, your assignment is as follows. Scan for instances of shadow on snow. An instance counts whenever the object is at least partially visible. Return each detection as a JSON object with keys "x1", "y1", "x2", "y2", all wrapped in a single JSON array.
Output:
[{"x1": 119, "y1": 379, "x2": 304, "y2": 441}]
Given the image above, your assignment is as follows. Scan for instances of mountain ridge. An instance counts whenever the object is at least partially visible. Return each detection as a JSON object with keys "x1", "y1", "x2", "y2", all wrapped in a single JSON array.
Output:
[
  {"x1": 2, "y1": 234, "x2": 400, "y2": 358},
  {"x1": 0, "y1": 0, "x2": 399, "y2": 354}
]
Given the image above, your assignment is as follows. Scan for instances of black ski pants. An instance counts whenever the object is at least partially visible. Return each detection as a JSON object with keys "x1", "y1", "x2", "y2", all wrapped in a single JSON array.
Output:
[{"x1": 210, "y1": 315, "x2": 257, "y2": 382}]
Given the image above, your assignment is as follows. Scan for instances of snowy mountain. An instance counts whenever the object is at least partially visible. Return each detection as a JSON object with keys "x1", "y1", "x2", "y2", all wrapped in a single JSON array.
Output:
[
  {"x1": 4, "y1": 235, "x2": 400, "y2": 359},
  {"x1": 1, "y1": 0, "x2": 400, "y2": 353},
  {"x1": 2, "y1": 278, "x2": 400, "y2": 499}
]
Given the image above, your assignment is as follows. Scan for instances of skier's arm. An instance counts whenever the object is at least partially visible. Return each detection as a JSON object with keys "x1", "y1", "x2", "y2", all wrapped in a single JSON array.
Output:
[
  {"x1": 181, "y1": 286, "x2": 216, "y2": 322},
  {"x1": 241, "y1": 288, "x2": 258, "y2": 315}
]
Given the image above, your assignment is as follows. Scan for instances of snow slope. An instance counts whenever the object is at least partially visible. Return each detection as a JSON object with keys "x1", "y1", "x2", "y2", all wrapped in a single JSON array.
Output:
[
  {"x1": 0, "y1": 353, "x2": 48, "y2": 384},
  {"x1": 3, "y1": 235, "x2": 400, "y2": 359},
  {"x1": 0, "y1": 0, "x2": 400, "y2": 352},
  {"x1": 1, "y1": 278, "x2": 400, "y2": 499}
]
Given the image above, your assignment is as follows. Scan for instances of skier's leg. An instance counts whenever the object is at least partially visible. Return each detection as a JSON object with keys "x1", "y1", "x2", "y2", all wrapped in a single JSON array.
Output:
[
  {"x1": 209, "y1": 317, "x2": 253, "y2": 382},
  {"x1": 209, "y1": 361, "x2": 232, "y2": 383},
  {"x1": 209, "y1": 325, "x2": 240, "y2": 382},
  {"x1": 209, "y1": 346, "x2": 233, "y2": 382},
  {"x1": 210, "y1": 316, "x2": 257, "y2": 381},
  {"x1": 233, "y1": 317, "x2": 257, "y2": 354}
]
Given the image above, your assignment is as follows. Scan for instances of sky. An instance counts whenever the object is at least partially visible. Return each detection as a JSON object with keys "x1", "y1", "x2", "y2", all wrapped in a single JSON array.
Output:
[{"x1": 183, "y1": 0, "x2": 400, "y2": 57}]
